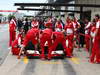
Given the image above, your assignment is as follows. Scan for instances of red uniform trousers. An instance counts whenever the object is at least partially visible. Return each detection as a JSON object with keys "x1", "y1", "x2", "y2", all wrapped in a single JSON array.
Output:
[
  {"x1": 90, "y1": 36, "x2": 100, "y2": 63},
  {"x1": 85, "y1": 34, "x2": 90, "y2": 51},
  {"x1": 66, "y1": 34, "x2": 74, "y2": 56},
  {"x1": 9, "y1": 29, "x2": 16, "y2": 46},
  {"x1": 40, "y1": 34, "x2": 52, "y2": 58}
]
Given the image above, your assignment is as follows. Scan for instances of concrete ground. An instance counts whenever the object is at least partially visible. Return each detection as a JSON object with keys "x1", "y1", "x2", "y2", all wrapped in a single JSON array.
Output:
[
  {"x1": 0, "y1": 24, "x2": 9, "y2": 65},
  {"x1": 0, "y1": 24, "x2": 100, "y2": 75}
]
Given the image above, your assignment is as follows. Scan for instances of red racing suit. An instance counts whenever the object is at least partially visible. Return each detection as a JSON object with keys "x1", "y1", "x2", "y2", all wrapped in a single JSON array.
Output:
[
  {"x1": 55, "y1": 21, "x2": 63, "y2": 29},
  {"x1": 90, "y1": 20, "x2": 100, "y2": 63},
  {"x1": 11, "y1": 33, "x2": 22, "y2": 55},
  {"x1": 64, "y1": 23, "x2": 74, "y2": 56},
  {"x1": 23, "y1": 28, "x2": 39, "y2": 47},
  {"x1": 9, "y1": 19, "x2": 16, "y2": 46},
  {"x1": 40, "y1": 28, "x2": 53, "y2": 59},
  {"x1": 48, "y1": 31, "x2": 71, "y2": 59}
]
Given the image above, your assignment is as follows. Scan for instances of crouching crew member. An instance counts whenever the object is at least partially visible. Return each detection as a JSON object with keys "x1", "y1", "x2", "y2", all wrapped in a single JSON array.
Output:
[
  {"x1": 17, "y1": 25, "x2": 39, "y2": 59},
  {"x1": 48, "y1": 20, "x2": 71, "y2": 60},
  {"x1": 40, "y1": 20, "x2": 53, "y2": 60},
  {"x1": 11, "y1": 31, "x2": 23, "y2": 55}
]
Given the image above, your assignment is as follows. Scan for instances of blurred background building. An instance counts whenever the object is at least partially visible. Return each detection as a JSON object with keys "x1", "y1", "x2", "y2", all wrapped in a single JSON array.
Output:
[{"x1": 35, "y1": 0, "x2": 100, "y2": 21}]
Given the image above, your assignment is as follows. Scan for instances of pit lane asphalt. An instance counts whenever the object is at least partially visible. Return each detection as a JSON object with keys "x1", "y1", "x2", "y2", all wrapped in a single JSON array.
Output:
[
  {"x1": 0, "y1": 24, "x2": 9, "y2": 65},
  {"x1": 0, "y1": 24, "x2": 100, "y2": 75}
]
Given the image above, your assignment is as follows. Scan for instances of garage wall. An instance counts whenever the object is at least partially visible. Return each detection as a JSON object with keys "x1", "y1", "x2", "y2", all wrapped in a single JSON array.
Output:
[{"x1": 75, "y1": 0, "x2": 100, "y2": 20}]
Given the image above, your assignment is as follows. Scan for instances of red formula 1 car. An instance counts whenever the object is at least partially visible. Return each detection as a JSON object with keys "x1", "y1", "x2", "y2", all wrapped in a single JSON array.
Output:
[
  {"x1": 25, "y1": 41, "x2": 65, "y2": 59},
  {"x1": 25, "y1": 41, "x2": 40, "y2": 59}
]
